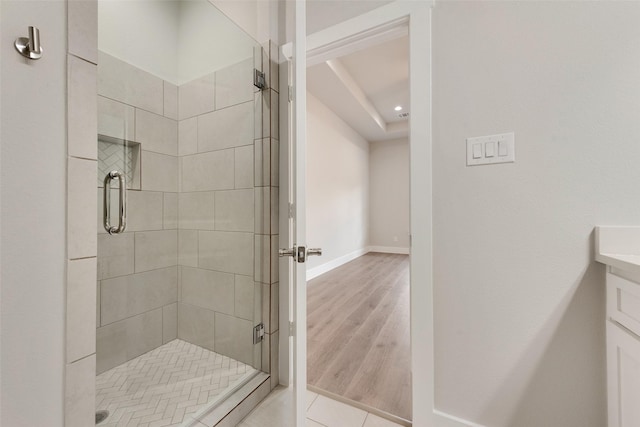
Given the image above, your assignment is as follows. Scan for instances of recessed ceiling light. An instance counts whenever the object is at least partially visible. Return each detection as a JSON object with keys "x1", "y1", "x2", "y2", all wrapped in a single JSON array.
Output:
[{"x1": 394, "y1": 105, "x2": 403, "y2": 111}]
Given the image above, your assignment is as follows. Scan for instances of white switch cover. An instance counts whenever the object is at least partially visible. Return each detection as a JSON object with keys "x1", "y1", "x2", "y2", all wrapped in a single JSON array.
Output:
[
  {"x1": 472, "y1": 143, "x2": 482, "y2": 159},
  {"x1": 466, "y1": 132, "x2": 515, "y2": 166}
]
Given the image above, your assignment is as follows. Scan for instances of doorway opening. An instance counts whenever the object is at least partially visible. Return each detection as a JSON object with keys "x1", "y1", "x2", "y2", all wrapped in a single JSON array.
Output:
[{"x1": 305, "y1": 34, "x2": 411, "y2": 425}]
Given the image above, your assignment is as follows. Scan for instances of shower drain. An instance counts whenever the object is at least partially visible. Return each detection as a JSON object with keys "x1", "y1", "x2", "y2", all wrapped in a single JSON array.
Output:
[{"x1": 95, "y1": 410, "x2": 109, "y2": 425}]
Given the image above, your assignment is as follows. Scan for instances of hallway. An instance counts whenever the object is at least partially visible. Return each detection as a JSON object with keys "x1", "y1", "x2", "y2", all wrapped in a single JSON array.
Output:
[{"x1": 307, "y1": 252, "x2": 411, "y2": 421}]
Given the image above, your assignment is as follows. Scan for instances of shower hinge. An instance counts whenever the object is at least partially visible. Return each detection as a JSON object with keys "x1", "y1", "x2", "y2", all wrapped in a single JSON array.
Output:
[
  {"x1": 288, "y1": 203, "x2": 295, "y2": 219},
  {"x1": 254, "y1": 69, "x2": 266, "y2": 90},
  {"x1": 288, "y1": 85, "x2": 293, "y2": 102},
  {"x1": 289, "y1": 321, "x2": 295, "y2": 337},
  {"x1": 253, "y1": 323, "x2": 265, "y2": 344}
]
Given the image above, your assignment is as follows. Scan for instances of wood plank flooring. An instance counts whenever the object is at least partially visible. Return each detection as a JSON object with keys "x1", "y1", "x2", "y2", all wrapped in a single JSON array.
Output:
[{"x1": 307, "y1": 252, "x2": 411, "y2": 421}]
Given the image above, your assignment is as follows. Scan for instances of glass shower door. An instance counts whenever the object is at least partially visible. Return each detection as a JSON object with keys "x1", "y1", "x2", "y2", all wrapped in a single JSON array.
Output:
[{"x1": 95, "y1": 1, "x2": 274, "y2": 425}]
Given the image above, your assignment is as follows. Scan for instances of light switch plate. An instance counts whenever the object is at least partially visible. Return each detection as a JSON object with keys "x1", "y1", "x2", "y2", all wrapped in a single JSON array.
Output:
[{"x1": 466, "y1": 132, "x2": 515, "y2": 166}]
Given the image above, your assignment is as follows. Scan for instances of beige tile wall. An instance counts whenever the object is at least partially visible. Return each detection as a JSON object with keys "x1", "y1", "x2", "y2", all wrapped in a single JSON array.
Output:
[
  {"x1": 176, "y1": 55, "x2": 263, "y2": 368},
  {"x1": 66, "y1": 1, "x2": 98, "y2": 426},
  {"x1": 176, "y1": 42, "x2": 280, "y2": 385},
  {"x1": 96, "y1": 52, "x2": 179, "y2": 374}
]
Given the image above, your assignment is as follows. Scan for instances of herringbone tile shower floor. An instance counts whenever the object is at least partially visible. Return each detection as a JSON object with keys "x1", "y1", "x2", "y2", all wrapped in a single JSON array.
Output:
[{"x1": 96, "y1": 339, "x2": 256, "y2": 427}]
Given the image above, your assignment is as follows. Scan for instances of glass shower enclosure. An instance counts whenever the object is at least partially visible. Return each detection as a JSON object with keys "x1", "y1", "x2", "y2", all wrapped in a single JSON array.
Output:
[{"x1": 94, "y1": 1, "x2": 270, "y2": 425}]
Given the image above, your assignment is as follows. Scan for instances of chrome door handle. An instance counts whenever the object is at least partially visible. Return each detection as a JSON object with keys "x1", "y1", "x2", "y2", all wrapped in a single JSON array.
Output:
[
  {"x1": 279, "y1": 246, "x2": 322, "y2": 263},
  {"x1": 307, "y1": 248, "x2": 322, "y2": 257},
  {"x1": 279, "y1": 248, "x2": 295, "y2": 257},
  {"x1": 103, "y1": 171, "x2": 127, "y2": 234}
]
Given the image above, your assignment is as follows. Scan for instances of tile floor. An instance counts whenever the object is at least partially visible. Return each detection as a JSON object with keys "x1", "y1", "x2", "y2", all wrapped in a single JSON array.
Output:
[
  {"x1": 240, "y1": 387, "x2": 404, "y2": 427},
  {"x1": 95, "y1": 339, "x2": 256, "y2": 427}
]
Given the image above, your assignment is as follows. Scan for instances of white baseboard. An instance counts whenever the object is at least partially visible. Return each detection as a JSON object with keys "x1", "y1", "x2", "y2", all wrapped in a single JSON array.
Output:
[
  {"x1": 434, "y1": 410, "x2": 487, "y2": 427},
  {"x1": 368, "y1": 245, "x2": 410, "y2": 255},
  {"x1": 306, "y1": 247, "x2": 370, "y2": 281}
]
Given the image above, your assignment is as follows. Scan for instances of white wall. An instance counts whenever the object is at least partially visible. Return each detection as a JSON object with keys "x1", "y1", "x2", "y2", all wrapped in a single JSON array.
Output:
[
  {"x1": 177, "y1": 0, "x2": 256, "y2": 84},
  {"x1": 98, "y1": 0, "x2": 180, "y2": 82},
  {"x1": 1, "y1": 1, "x2": 67, "y2": 425},
  {"x1": 98, "y1": 0, "x2": 258, "y2": 85},
  {"x1": 306, "y1": 92, "x2": 369, "y2": 273},
  {"x1": 433, "y1": 2, "x2": 640, "y2": 425},
  {"x1": 369, "y1": 138, "x2": 409, "y2": 251}
]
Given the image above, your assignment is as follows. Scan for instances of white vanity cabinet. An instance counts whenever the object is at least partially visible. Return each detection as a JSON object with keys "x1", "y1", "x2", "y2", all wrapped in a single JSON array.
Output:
[
  {"x1": 606, "y1": 271, "x2": 640, "y2": 427},
  {"x1": 595, "y1": 226, "x2": 640, "y2": 427}
]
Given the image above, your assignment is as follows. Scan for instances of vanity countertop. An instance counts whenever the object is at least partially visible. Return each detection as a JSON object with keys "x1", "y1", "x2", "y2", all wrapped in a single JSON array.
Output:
[{"x1": 595, "y1": 226, "x2": 640, "y2": 275}]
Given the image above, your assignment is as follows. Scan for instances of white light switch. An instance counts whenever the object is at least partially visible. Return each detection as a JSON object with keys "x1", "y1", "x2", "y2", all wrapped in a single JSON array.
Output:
[
  {"x1": 498, "y1": 140, "x2": 508, "y2": 156},
  {"x1": 485, "y1": 142, "x2": 495, "y2": 157},
  {"x1": 472, "y1": 143, "x2": 482, "y2": 159},
  {"x1": 466, "y1": 132, "x2": 515, "y2": 166}
]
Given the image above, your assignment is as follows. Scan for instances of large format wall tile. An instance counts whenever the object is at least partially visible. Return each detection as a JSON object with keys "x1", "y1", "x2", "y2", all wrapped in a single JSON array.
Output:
[
  {"x1": 178, "y1": 230, "x2": 198, "y2": 267},
  {"x1": 68, "y1": 158, "x2": 97, "y2": 259},
  {"x1": 126, "y1": 190, "x2": 164, "y2": 231},
  {"x1": 214, "y1": 189, "x2": 254, "y2": 232},
  {"x1": 135, "y1": 109, "x2": 178, "y2": 156},
  {"x1": 164, "y1": 193, "x2": 178, "y2": 229},
  {"x1": 254, "y1": 187, "x2": 270, "y2": 235},
  {"x1": 254, "y1": 139, "x2": 270, "y2": 187},
  {"x1": 68, "y1": 55, "x2": 97, "y2": 160},
  {"x1": 68, "y1": 0, "x2": 98, "y2": 64},
  {"x1": 197, "y1": 101, "x2": 253, "y2": 153},
  {"x1": 177, "y1": 302, "x2": 215, "y2": 351},
  {"x1": 199, "y1": 231, "x2": 253, "y2": 276},
  {"x1": 98, "y1": 96, "x2": 135, "y2": 140},
  {"x1": 164, "y1": 81, "x2": 178, "y2": 120},
  {"x1": 65, "y1": 354, "x2": 96, "y2": 427},
  {"x1": 179, "y1": 74, "x2": 215, "y2": 120},
  {"x1": 96, "y1": 308, "x2": 163, "y2": 374},
  {"x1": 180, "y1": 267, "x2": 234, "y2": 314},
  {"x1": 215, "y1": 58, "x2": 254, "y2": 110},
  {"x1": 234, "y1": 275, "x2": 255, "y2": 321},
  {"x1": 179, "y1": 192, "x2": 215, "y2": 230},
  {"x1": 134, "y1": 230, "x2": 178, "y2": 272},
  {"x1": 235, "y1": 145, "x2": 254, "y2": 189},
  {"x1": 180, "y1": 150, "x2": 234, "y2": 192},
  {"x1": 178, "y1": 117, "x2": 198, "y2": 156},
  {"x1": 163, "y1": 303, "x2": 177, "y2": 343},
  {"x1": 141, "y1": 151, "x2": 178, "y2": 192},
  {"x1": 101, "y1": 266, "x2": 178, "y2": 325},
  {"x1": 98, "y1": 52, "x2": 163, "y2": 115},
  {"x1": 214, "y1": 312, "x2": 254, "y2": 365},
  {"x1": 67, "y1": 258, "x2": 97, "y2": 363},
  {"x1": 97, "y1": 233, "x2": 134, "y2": 280},
  {"x1": 254, "y1": 234, "x2": 270, "y2": 283}
]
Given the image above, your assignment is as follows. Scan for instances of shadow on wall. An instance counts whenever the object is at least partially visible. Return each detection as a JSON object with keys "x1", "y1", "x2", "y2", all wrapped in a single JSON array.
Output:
[{"x1": 479, "y1": 234, "x2": 607, "y2": 427}]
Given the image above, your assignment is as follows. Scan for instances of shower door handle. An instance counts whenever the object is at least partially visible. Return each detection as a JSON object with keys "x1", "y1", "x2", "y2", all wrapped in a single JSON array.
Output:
[{"x1": 103, "y1": 171, "x2": 127, "y2": 234}]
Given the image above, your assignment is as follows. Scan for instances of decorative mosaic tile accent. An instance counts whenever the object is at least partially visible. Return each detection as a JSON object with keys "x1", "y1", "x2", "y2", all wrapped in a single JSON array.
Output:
[{"x1": 96, "y1": 339, "x2": 256, "y2": 427}]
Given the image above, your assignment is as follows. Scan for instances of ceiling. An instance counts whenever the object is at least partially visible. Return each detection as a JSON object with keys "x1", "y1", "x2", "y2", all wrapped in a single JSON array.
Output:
[
  {"x1": 306, "y1": 0, "x2": 395, "y2": 35},
  {"x1": 307, "y1": 34, "x2": 409, "y2": 142}
]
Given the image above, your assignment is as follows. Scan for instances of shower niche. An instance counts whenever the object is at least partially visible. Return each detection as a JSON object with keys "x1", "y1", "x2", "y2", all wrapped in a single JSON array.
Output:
[
  {"x1": 94, "y1": 1, "x2": 279, "y2": 426},
  {"x1": 97, "y1": 135, "x2": 140, "y2": 190}
]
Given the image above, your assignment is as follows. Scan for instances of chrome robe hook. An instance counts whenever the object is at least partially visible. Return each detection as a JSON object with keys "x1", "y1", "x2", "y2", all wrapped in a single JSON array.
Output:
[{"x1": 15, "y1": 26, "x2": 43, "y2": 60}]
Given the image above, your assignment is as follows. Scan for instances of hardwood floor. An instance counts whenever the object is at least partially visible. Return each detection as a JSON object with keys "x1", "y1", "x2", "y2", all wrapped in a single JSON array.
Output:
[{"x1": 307, "y1": 252, "x2": 411, "y2": 421}]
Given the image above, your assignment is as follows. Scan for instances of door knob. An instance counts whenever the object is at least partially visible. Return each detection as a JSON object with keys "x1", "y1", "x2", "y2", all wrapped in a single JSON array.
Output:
[
  {"x1": 307, "y1": 248, "x2": 322, "y2": 257},
  {"x1": 279, "y1": 248, "x2": 295, "y2": 257},
  {"x1": 279, "y1": 246, "x2": 322, "y2": 263}
]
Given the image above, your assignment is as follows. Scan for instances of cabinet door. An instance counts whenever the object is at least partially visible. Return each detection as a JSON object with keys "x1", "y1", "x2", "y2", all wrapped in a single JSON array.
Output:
[{"x1": 608, "y1": 321, "x2": 640, "y2": 427}]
